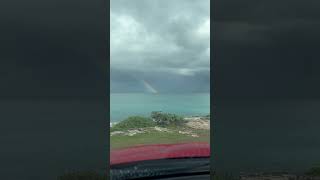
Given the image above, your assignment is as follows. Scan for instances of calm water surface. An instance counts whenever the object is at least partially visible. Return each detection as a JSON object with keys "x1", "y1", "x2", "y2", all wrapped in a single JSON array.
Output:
[{"x1": 111, "y1": 93, "x2": 210, "y2": 122}]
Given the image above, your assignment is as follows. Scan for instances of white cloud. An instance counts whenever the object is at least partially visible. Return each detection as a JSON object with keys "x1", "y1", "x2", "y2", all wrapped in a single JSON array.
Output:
[{"x1": 196, "y1": 18, "x2": 210, "y2": 39}]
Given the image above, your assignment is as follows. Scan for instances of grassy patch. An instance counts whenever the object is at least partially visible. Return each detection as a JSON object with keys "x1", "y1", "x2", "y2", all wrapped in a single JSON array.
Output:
[
  {"x1": 110, "y1": 113, "x2": 210, "y2": 150},
  {"x1": 110, "y1": 127, "x2": 209, "y2": 149}
]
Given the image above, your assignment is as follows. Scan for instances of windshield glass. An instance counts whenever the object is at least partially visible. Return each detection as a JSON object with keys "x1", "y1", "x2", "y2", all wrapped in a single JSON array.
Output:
[{"x1": 110, "y1": 0, "x2": 210, "y2": 162}]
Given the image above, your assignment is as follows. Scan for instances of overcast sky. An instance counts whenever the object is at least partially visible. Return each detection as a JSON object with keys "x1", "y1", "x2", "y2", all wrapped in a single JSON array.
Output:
[{"x1": 110, "y1": 0, "x2": 210, "y2": 93}]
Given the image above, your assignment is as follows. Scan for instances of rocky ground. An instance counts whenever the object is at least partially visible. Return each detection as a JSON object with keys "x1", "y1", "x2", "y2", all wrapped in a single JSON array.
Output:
[{"x1": 184, "y1": 117, "x2": 210, "y2": 130}]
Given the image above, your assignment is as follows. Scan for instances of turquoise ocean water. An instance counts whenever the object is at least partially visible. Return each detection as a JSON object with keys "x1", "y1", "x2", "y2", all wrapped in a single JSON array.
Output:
[{"x1": 111, "y1": 93, "x2": 210, "y2": 122}]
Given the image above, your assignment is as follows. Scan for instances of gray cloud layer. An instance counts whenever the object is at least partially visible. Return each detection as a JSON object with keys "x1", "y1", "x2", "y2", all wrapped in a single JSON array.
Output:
[{"x1": 111, "y1": 0, "x2": 210, "y2": 93}]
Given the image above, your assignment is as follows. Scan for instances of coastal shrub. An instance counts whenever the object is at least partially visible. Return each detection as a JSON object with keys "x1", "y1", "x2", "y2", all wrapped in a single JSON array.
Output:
[
  {"x1": 151, "y1": 111, "x2": 185, "y2": 127},
  {"x1": 57, "y1": 171, "x2": 106, "y2": 180},
  {"x1": 111, "y1": 116, "x2": 156, "y2": 131}
]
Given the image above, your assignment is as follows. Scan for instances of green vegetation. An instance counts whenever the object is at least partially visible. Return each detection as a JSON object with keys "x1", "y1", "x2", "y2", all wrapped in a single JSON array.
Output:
[
  {"x1": 111, "y1": 112, "x2": 187, "y2": 132},
  {"x1": 57, "y1": 171, "x2": 106, "y2": 180},
  {"x1": 151, "y1": 111, "x2": 185, "y2": 127},
  {"x1": 110, "y1": 112, "x2": 210, "y2": 150},
  {"x1": 111, "y1": 116, "x2": 155, "y2": 132},
  {"x1": 111, "y1": 128, "x2": 209, "y2": 149}
]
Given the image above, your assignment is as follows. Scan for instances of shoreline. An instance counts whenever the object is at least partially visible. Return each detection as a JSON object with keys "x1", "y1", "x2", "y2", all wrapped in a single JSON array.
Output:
[{"x1": 110, "y1": 115, "x2": 210, "y2": 127}]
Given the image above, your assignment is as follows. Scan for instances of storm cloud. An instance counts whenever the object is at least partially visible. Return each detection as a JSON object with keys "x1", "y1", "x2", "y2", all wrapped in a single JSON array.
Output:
[{"x1": 110, "y1": 0, "x2": 210, "y2": 93}]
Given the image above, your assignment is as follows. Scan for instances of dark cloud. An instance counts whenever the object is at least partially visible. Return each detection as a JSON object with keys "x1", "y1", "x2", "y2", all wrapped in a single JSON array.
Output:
[{"x1": 111, "y1": 68, "x2": 209, "y2": 93}]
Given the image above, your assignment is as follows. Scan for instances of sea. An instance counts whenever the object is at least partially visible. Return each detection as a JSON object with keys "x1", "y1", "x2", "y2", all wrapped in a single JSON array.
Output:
[{"x1": 110, "y1": 93, "x2": 210, "y2": 123}]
